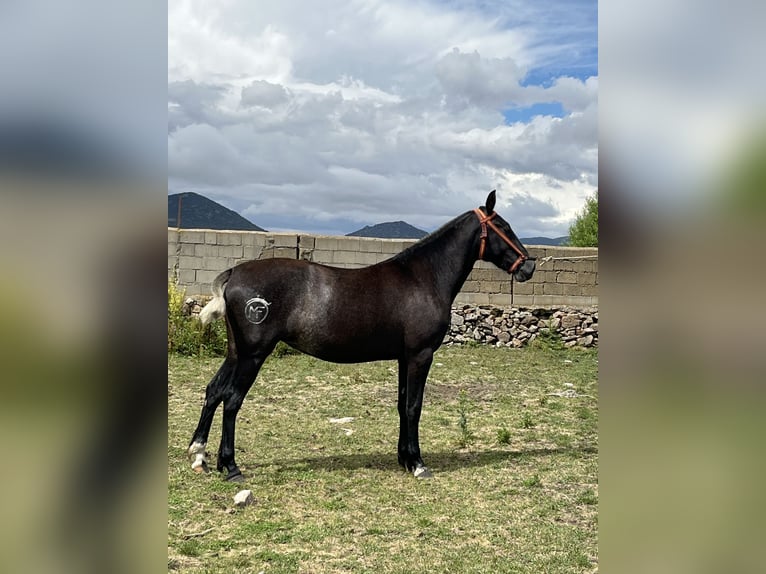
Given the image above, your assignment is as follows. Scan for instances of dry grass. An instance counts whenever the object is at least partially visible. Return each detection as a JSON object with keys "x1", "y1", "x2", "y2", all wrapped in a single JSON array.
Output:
[{"x1": 168, "y1": 343, "x2": 598, "y2": 573}]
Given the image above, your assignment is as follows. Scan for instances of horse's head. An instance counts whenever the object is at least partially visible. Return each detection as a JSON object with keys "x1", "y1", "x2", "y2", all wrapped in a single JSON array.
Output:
[{"x1": 474, "y1": 190, "x2": 536, "y2": 282}]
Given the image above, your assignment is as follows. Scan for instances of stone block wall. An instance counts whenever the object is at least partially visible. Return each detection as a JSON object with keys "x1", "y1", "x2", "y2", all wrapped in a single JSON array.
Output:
[{"x1": 169, "y1": 228, "x2": 598, "y2": 306}]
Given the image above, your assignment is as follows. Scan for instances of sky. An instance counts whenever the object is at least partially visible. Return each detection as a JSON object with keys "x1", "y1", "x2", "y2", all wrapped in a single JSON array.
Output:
[{"x1": 168, "y1": 0, "x2": 597, "y2": 237}]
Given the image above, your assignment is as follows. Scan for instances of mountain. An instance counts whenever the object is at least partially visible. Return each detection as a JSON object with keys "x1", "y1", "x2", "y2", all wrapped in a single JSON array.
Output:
[
  {"x1": 168, "y1": 192, "x2": 265, "y2": 231},
  {"x1": 520, "y1": 236, "x2": 569, "y2": 246},
  {"x1": 347, "y1": 221, "x2": 428, "y2": 239}
]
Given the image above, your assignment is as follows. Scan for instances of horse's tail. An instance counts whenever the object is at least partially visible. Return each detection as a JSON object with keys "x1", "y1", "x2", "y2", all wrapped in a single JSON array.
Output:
[{"x1": 198, "y1": 268, "x2": 232, "y2": 326}]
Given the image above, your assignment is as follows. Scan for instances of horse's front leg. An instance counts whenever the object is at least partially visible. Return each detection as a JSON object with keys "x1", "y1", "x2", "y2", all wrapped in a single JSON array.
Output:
[{"x1": 398, "y1": 349, "x2": 434, "y2": 478}]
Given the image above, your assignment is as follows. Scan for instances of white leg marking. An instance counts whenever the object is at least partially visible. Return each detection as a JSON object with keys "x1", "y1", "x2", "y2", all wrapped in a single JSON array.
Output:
[{"x1": 188, "y1": 441, "x2": 208, "y2": 472}]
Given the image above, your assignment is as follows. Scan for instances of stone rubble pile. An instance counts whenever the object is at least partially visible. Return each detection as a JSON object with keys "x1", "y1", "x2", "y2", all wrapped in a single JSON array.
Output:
[
  {"x1": 444, "y1": 305, "x2": 598, "y2": 349},
  {"x1": 183, "y1": 297, "x2": 597, "y2": 349}
]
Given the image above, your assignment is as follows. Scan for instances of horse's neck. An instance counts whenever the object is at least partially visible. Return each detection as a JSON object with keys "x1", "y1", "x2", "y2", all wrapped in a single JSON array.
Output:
[{"x1": 406, "y1": 217, "x2": 479, "y2": 304}]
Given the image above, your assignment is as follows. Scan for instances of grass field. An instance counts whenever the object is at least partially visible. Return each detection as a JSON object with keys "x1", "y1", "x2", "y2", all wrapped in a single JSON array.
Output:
[{"x1": 168, "y1": 343, "x2": 598, "y2": 573}]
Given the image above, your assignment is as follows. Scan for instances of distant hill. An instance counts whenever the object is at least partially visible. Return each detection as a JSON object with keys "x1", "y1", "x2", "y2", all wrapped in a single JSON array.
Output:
[
  {"x1": 520, "y1": 236, "x2": 569, "y2": 246},
  {"x1": 347, "y1": 221, "x2": 428, "y2": 239},
  {"x1": 168, "y1": 192, "x2": 265, "y2": 231}
]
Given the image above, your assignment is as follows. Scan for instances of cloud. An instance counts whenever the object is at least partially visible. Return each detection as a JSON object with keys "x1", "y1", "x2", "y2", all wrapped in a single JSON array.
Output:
[
  {"x1": 240, "y1": 80, "x2": 289, "y2": 109},
  {"x1": 168, "y1": 0, "x2": 598, "y2": 237}
]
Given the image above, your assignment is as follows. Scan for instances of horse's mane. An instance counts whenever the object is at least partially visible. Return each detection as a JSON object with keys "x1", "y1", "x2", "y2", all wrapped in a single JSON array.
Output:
[{"x1": 391, "y1": 211, "x2": 474, "y2": 264}]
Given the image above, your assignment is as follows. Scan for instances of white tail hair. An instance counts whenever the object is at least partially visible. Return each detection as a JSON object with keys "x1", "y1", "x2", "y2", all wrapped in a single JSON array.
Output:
[{"x1": 198, "y1": 269, "x2": 231, "y2": 326}]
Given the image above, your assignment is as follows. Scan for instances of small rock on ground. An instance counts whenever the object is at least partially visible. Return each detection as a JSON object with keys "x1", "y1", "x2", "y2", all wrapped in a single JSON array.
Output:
[{"x1": 233, "y1": 490, "x2": 254, "y2": 508}]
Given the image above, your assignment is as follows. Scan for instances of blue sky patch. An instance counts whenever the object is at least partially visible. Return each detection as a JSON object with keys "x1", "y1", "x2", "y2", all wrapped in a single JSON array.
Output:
[
  {"x1": 520, "y1": 62, "x2": 598, "y2": 88},
  {"x1": 503, "y1": 102, "x2": 566, "y2": 124}
]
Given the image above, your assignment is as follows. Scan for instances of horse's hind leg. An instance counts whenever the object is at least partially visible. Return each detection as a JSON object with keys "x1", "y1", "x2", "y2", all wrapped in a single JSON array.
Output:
[
  {"x1": 188, "y1": 357, "x2": 237, "y2": 473},
  {"x1": 216, "y1": 353, "x2": 268, "y2": 482}
]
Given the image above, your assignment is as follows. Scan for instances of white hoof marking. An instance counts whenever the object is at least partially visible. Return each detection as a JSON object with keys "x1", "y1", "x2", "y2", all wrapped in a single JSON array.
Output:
[
  {"x1": 414, "y1": 466, "x2": 433, "y2": 479},
  {"x1": 188, "y1": 441, "x2": 207, "y2": 471}
]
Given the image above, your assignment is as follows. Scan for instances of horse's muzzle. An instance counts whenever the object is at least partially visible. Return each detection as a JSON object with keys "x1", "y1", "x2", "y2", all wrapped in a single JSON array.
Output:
[{"x1": 513, "y1": 258, "x2": 536, "y2": 282}]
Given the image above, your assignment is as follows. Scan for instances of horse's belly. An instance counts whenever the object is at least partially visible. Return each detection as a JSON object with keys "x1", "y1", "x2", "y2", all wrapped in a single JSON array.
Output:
[{"x1": 287, "y1": 322, "x2": 401, "y2": 363}]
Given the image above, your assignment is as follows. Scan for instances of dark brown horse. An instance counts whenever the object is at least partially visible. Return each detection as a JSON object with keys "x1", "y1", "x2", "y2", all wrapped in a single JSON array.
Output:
[{"x1": 189, "y1": 191, "x2": 535, "y2": 481}]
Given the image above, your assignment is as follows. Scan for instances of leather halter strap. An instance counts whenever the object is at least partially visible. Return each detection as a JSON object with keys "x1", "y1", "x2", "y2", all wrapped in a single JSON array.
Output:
[{"x1": 473, "y1": 208, "x2": 529, "y2": 274}]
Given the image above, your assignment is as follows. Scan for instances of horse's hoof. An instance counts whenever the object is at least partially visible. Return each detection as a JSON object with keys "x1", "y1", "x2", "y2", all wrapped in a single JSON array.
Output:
[
  {"x1": 413, "y1": 466, "x2": 433, "y2": 479},
  {"x1": 225, "y1": 469, "x2": 244, "y2": 483},
  {"x1": 191, "y1": 461, "x2": 209, "y2": 474}
]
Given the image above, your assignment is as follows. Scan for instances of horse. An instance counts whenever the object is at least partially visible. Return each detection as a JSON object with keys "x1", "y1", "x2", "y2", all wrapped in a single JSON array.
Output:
[{"x1": 188, "y1": 190, "x2": 536, "y2": 481}]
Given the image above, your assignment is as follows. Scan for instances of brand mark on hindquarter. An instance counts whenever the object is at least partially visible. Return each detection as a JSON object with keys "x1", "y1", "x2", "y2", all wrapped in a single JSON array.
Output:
[{"x1": 244, "y1": 297, "x2": 271, "y2": 324}]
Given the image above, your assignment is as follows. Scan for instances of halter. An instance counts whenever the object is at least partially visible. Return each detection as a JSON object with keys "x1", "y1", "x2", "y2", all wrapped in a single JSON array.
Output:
[{"x1": 473, "y1": 208, "x2": 533, "y2": 274}]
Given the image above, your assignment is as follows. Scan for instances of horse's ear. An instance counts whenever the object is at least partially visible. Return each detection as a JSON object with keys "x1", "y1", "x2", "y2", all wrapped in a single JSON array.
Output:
[{"x1": 485, "y1": 190, "x2": 496, "y2": 214}]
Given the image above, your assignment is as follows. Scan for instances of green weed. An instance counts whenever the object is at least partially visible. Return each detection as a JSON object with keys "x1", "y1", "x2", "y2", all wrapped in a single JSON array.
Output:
[
  {"x1": 457, "y1": 389, "x2": 475, "y2": 447},
  {"x1": 167, "y1": 281, "x2": 227, "y2": 356}
]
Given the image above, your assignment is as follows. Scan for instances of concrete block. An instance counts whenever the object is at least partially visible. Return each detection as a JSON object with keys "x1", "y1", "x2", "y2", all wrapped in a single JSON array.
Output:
[
  {"x1": 462, "y1": 280, "x2": 481, "y2": 293},
  {"x1": 553, "y1": 259, "x2": 578, "y2": 272},
  {"x1": 533, "y1": 294, "x2": 591, "y2": 307},
  {"x1": 355, "y1": 251, "x2": 380, "y2": 266},
  {"x1": 358, "y1": 239, "x2": 382, "y2": 253},
  {"x1": 268, "y1": 247, "x2": 295, "y2": 259},
  {"x1": 216, "y1": 232, "x2": 242, "y2": 246},
  {"x1": 471, "y1": 269, "x2": 494, "y2": 281},
  {"x1": 178, "y1": 243, "x2": 196, "y2": 256},
  {"x1": 507, "y1": 281, "x2": 533, "y2": 295},
  {"x1": 298, "y1": 236, "x2": 316, "y2": 249},
  {"x1": 543, "y1": 283, "x2": 566, "y2": 296},
  {"x1": 569, "y1": 260, "x2": 591, "y2": 274},
  {"x1": 556, "y1": 271, "x2": 578, "y2": 284},
  {"x1": 183, "y1": 283, "x2": 206, "y2": 296},
  {"x1": 482, "y1": 281, "x2": 502, "y2": 293},
  {"x1": 562, "y1": 283, "x2": 585, "y2": 296},
  {"x1": 195, "y1": 269, "x2": 220, "y2": 284},
  {"x1": 269, "y1": 233, "x2": 299, "y2": 248},
  {"x1": 530, "y1": 271, "x2": 556, "y2": 283},
  {"x1": 315, "y1": 236, "x2": 340, "y2": 251},
  {"x1": 179, "y1": 255, "x2": 204, "y2": 270},
  {"x1": 578, "y1": 284, "x2": 599, "y2": 297},
  {"x1": 194, "y1": 243, "x2": 220, "y2": 257},
  {"x1": 242, "y1": 244, "x2": 265, "y2": 261},
  {"x1": 488, "y1": 293, "x2": 512, "y2": 306},
  {"x1": 511, "y1": 295, "x2": 534, "y2": 306},
  {"x1": 241, "y1": 233, "x2": 269, "y2": 247},
  {"x1": 455, "y1": 292, "x2": 490, "y2": 305},
  {"x1": 526, "y1": 247, "x2": 547, "y2": 259},
  {"x1": 579, "y1": 272, "x2": 597, "y2": 285},
  {"x1": 534, "y1": 283, "x2": 545, "y2": 295},
  {"x1": 380, "y1": 247, "x2": 402, "y2": 258},
  {"x1": 179, "y1": 230, "x2": 205, "y2": 244},
  {"x1": 203, "y1": 257, "x2": 227, "y2": 271},
  {"x1": 331, "y1": 251, "x2": 357, "y2": 265},
  {"x1": 219, "y1": 245, "x2": 244, "y2": 258},
  {"x1": 205, "y1": 232, "x2": 217, "y2": 245},
  {"x1": 337, "y1": 237, "x2": 361, "y2": 251},
  {"x1": 311, "y1": 249, "x2": 334, "y2": 265},
  {"x1": 168, "y1": 243, "x2": 178, "y2": 256},
  {"x1": 177, "y1": 269, "x2": 196, "y2": 284}
]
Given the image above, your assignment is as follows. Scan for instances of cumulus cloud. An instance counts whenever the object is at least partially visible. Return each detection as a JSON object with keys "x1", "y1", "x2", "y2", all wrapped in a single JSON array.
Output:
[
  {"x1": 168, "y1": 0, "x2": 598, "y2": 237},
  {"x1": 240, "y1": 80, "x2": 289, "y2": 109}
]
